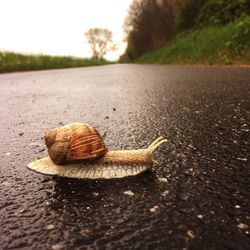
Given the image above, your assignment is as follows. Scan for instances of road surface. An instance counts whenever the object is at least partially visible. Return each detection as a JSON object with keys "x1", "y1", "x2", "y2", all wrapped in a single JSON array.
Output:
[{"x1": 0, "y1": 65, "x2": 249, "y2": 249}]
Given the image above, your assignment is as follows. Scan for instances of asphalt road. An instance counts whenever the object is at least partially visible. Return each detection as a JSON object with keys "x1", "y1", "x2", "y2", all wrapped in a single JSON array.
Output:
[{"x1": 0, "y1": 65, "x2": 249, "y2": 250}]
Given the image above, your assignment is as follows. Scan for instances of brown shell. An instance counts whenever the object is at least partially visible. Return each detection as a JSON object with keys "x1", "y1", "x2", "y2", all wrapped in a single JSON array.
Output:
[{"x1": 44, "y1": 123, "x2": 108, "y2": 165}]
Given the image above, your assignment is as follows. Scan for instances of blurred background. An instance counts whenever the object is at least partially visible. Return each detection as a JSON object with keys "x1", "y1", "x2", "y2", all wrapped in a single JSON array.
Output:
[{"x1": 0, "y1": 0, "x2": 249, "y2": 72}]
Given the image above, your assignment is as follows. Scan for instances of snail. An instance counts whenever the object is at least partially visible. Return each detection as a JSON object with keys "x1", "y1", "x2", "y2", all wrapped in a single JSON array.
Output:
[{"x1": 27, "y1": 123, "x2": 167, "y2": 179}]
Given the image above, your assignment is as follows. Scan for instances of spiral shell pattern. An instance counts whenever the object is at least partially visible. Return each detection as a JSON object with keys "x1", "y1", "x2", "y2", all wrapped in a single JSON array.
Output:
[{"x1": 44, "y1": 123, "x2": 108, "y2": 165}]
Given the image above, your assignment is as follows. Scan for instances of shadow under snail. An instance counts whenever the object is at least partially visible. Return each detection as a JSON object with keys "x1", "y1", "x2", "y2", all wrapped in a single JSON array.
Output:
[{"x1": 27, "y1": 123, "x2": 167, "y2": 179}]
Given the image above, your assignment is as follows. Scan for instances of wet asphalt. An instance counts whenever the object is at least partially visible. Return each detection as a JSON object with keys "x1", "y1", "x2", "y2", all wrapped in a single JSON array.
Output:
[{"x1": 0, "y1": 64, "x2": 249, "y2": 250}]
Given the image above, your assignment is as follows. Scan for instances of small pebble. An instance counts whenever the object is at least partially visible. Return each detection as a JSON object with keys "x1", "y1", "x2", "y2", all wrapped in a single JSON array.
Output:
[
  {"x1": 52, "y1": 243, "x2": 64, "y2": 250},
  {"x1": 46, "y1": 224, "x2": 55, "y2": 230},
  {"x1": 197, "y1": 214, "x2": 203, "y2": 219},
  {"x1": 18, "y1": 132, "x2": 24, "y2": 136},
  {"x1": 45, "y1": 201, "x2": 51, "y2": 206},
  {"x1": 105, "y1": 116, "x2": 109, "y2": 119},
  {"x1": 188, "y1": 144, "x2": 196, "y2": 149},
  {"x1": 149, "y1": 205, "x2": 159, "y2": 213},
  {"x1": 15, "y1": 209, "x2": 25, "y2": 216},
  {"x1": 80, "y1": 228, "x2": 91, "y2": 236},
  {"x1": 237, "y1": 158, "x2": 247, "y2": 162},
  {"x1": 113, "y1": 108, "x2": 116, "y2": 111},
  {"x1": 6, "y1": 152, "x2": 11, "y2": 156},
  {"x1": 158, "y1": 177, "x2": 168, "y2": 183},
  {"x1": 237, "y1": 223, "x2": 248, "y2": 230},
  {"x1": 124, "y1": 190, "x2": 135, "y2": 196},
  {"x1": 92, "y1": 192, "x2": 99, "y2": 197},
  {"x1": 242, "y1": 129, "x2": 249, "y2": 132},
  {"x1": 162, "y1": 190, "x2": 170, "y2": 196},
  {"x1": 235, "y1": 205, "x2": 241, "y2": 209},
  {"x1": 187, "y1": 229, "x2": 195, "y2": 239},
  {"x1": 176, "y1": 153, "x2": 186, "y2": 158}
]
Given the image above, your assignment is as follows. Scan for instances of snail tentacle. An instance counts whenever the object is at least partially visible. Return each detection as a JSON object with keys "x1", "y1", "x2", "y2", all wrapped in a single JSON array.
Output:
[
  {"x1": 148, "y1": 136, "x2": 164, "y2": 148},
  {"x1": 148, "y1": 137, "x2": 168, "y2": 153}
]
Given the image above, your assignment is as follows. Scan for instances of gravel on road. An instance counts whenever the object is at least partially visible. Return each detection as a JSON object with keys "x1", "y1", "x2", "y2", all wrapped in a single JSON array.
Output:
[{"x1": 0, "y1": 65, "x2": 249, "y2": 249}]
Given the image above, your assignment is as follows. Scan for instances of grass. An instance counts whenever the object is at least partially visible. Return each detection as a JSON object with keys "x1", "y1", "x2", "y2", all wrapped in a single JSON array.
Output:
[
  {"x1": 0, "y1": 51, "x2": 110, "y2": 73},
  {"x1": 136, "y1": 16, "x2": 250, "y2": 65}
]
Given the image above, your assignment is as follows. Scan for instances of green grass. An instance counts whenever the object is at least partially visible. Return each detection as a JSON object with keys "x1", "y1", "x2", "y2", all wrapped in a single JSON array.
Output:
[
  {"x1": 136, "y1": 16, "x2": 250, "y2": 65},
  {"x1": 0, "y1": 51, "x2": 110, "y2": 73}
]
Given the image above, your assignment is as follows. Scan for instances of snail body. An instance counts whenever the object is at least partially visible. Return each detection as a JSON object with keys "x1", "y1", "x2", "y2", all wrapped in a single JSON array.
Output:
[{"x1": 27, "y1": 123, "x2": 167, "y2": 179}]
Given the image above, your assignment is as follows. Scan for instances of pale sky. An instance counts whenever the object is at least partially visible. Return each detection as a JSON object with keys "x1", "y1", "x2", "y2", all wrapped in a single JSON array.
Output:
[{"x1": 0, "y1": 0, "x2": 133, "y2": 60}]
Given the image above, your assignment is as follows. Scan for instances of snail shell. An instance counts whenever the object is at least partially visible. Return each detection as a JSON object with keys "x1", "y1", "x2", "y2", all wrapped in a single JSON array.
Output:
[{"x1": 44, "y1": 123, "x2": 108, "y2": 165}]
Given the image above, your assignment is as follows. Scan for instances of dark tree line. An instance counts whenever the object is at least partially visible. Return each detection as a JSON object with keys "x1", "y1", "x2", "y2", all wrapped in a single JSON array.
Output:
[
  {"x1": 122, "y1": 0, "x2": 186, "y2": 61},
  {"x1": 176, "y1": 0, "x2": 250, "y2": 31}
]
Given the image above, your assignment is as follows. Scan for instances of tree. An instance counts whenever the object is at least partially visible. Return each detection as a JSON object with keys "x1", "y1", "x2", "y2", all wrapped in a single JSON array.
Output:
[
  {"x1": 85, "y1": 28, "x2": 116, "y2": 60},
  {"x1": 121, "y1": 0, "x2": 186, "y2": 61}
]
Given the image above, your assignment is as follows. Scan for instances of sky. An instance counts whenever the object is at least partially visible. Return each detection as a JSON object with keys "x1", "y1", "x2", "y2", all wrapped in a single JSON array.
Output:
[{"x1": 0, "y1": 0, "x2": 133, "y2": 60}]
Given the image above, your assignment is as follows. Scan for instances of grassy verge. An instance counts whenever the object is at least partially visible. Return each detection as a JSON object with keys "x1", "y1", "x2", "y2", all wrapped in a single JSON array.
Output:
[
  {"x1": 0, "y1": 51, "x2": 110, "y2": 73},
  {"x1": 136, "y1": 17, "x2": 250, "y2": 65}
]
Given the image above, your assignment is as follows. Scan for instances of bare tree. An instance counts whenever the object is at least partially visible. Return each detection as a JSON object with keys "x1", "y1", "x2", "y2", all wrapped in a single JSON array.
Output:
[{"x1": 85, "y1": 28, "x2": 116, "y2": 60}]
